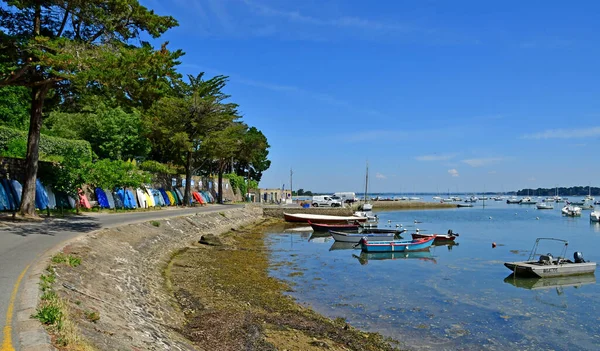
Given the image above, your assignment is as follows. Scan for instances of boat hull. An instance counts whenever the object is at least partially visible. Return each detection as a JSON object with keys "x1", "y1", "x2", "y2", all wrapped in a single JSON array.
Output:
[
  {"x1": 284, "y1": 212, "x2": 367, "y2": 224},
  {"x1": 504, "y1": 261, "x2": 597, "y2": 278},
  {"x1": 411, "y1": 233, "x2": 457, "y2": 242},
  {"x1": 329, "y1": 230, "x2": 394, "y2": 243},
  {"x1": 360, "y1": 237, "x2": 434, "y2": 252}
]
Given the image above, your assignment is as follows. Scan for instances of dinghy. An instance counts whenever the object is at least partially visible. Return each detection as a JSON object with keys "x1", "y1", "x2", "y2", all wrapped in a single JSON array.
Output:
[{"x1": 359, "y1": 236, "x2": 435, "y2": 253}]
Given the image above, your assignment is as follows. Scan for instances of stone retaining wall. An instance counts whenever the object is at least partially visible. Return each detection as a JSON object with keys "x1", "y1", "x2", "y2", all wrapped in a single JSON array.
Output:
[{"x1": 48, "y1": 206, "x2": 263, "y2": 350}]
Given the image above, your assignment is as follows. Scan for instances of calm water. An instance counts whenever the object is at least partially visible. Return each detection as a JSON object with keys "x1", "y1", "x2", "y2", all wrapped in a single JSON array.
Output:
[{"x1": 266, "y1": 201, "x2": 600, "y2": 350}]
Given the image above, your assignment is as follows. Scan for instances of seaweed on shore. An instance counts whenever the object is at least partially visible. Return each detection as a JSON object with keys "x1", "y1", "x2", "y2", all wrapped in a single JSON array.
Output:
[{"x1": 167, "y1": 219, "x2": 401, "y2": 351}]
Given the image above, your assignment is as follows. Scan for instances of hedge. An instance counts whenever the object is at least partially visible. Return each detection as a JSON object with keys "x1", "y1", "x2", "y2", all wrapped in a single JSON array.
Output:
[{"x1": 0, "y1": 126, "x2": 92, "y2": 161}]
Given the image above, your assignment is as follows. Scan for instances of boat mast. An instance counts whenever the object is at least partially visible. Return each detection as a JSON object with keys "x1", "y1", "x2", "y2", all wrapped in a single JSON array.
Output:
[{"x1": 364, "y1": 161, "x2": 369, "y2": 204}]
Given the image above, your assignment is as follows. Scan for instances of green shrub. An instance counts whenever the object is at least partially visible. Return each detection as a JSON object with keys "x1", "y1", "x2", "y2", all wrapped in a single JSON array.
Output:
[
  {"x1": 0, "y1": 126, "x2": 92, "y2": 161},
  {"x1": 34, "y1": 303, "x2": 63, "y2": 326},
  {"x1": 84, "y1": 310, "x2": 100, "y2": 323},
  {"x1": 139, "y1": 160, "x2": 179, "y2": 175},
  {"x1": 150, "y1": 220, "x2": 160, "y2": 227}
]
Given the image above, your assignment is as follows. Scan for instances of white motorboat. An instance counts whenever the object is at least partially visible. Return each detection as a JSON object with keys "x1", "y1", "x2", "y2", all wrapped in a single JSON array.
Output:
[
  {"x1": 536, "y1": 202, "x2": 554, "y2": 210},
  {"x1": 432, "y1": 196, "x2": 442, "y2": 200},
  {"x1": 441, "y1": 198, "x2": 454, "y2": 203},
  {"x1": 504, "y1": 238, "x2": 596, "y2": 278},
  {"x1": 590, "y1": 211, "x2": 600, "y2": 222},
  {"x1": 519, "y1": 197, "x2": 537, "y2": 205},
  {"x1": 562, "y1": 205, "x2": 582, "y2": 217}
]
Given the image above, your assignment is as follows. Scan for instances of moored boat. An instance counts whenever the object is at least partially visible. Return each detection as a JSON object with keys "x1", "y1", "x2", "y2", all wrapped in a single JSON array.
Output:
[
  {"x1": 284, "y1": 212, "x2": 368, "y2": 224},
  {"x1": 561, "y1": 205, "x2": 582, "y2": 217},
  {"x1": 329, "y1": 230, "x2": 395, "y2": 243},
  {"x1": 506, "y1": 197, "x2": 520, "y2": 204},
  {"x1": 519, "y1": 197, "x2": 537, "y2": 205},
  {"x1": 536, "y1": 202, "x2": 554, "y2": 210},
  {"x1": 411, "y1": 230, "x2": 458, "y2": 242},
  {"x1": 590, "y1": 210, "x2": 600, "y2": 222},
  {"x1": 309, "y1": 221, "x2": 360, "y2": 232},
  {"x1": 504, "y1": 238, "x2": 596, "y2": 278},
  {"x1": 359, "y1": 236, "x2": 435, "y2": 253},
  {"x1": 457, "y1": 203, "x2": 473, "y2": 208}
]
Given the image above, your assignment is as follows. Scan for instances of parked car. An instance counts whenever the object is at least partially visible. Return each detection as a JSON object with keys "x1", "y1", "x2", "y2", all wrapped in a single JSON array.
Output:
[
  {"x1": 312, "y1": 195, "x2": 342, "y2": 207},
  {"x1": 333, "y1": 192, "x2": 358, "y2": 203}
]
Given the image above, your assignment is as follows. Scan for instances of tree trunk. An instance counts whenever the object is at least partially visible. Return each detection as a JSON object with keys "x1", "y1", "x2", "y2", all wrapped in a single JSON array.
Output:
[
  {"x1": 183, "y1": 150, "x2": 192, "y2": 206},
  {"x1": 217, "y1": 170, "x2": 223, "y2": 204},
  {"x1": 19, "y1": 85, "x2": 48, "y2": 217}
]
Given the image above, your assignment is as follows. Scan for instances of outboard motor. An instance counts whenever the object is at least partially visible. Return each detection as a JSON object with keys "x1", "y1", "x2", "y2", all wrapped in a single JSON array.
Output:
[{"x1": 574, "y1": 251, "x2": 586, "y2": 263}]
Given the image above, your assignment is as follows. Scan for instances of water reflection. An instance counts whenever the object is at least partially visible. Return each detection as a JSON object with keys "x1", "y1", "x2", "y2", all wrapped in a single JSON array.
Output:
[
  {"x1": 308, "y1": 233, "x2": 333, "y2": 243},
  {"x1": 329, "y1": 241, "x2": 358, "y2": 251},
  {"x1": 352, "y1": 251, "x2": 437, "y2": 265},
  {"x1": 504, "y1": 273, "x2": 596, "y2": 290}
]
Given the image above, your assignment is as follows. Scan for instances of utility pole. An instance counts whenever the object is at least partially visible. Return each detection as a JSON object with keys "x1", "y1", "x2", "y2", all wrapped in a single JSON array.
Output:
[{"x1": 290, "y1": 168, "x2": 293, "y2": 203}]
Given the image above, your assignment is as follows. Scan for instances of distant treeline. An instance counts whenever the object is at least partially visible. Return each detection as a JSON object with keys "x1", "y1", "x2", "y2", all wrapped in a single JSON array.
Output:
[{"x1": 516, "y1": 187, "x2": 598, "y2": 197}]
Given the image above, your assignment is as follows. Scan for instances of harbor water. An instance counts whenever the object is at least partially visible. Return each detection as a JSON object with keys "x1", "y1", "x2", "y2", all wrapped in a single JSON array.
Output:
[{"x1": 266, "y1": 200, "x2": 600, "y2": 350}]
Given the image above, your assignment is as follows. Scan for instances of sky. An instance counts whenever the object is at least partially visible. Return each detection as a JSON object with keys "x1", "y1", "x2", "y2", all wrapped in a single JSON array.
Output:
[{"x1": 140, "y1": 0, "x2": 600, "y2": 193}]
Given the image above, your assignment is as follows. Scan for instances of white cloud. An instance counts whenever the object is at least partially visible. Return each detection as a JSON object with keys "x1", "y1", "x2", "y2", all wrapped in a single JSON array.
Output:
[
  {"x1": 375, "y1": 173, "x2": 387, "y2": 180},
  {"x1": 522, "y1": 127, "x2": 600, "y2": 139},
  {"x1": 448, "y1": 169, "x2": 459, "y2": 177},
  {"x1": 462, "y1": 157, "x2": 504, "y2": 167},
  {"x1": 415, "y1": 153, "x2": 457, "y2": 162}
]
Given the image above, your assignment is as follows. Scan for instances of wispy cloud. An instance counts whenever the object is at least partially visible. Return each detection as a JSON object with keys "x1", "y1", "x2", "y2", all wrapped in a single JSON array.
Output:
[
  {"x1": 488, "y1": 170, "x2": 497, "y2": 174},
  {"x1": 462, "y1": 157, "x2": 504, "y2": 167},
  {"x1": 522, "y1": 127, "x2": 600, "y2": 139},
  {"x1": 448, "y1": 169, "x2": 459, "y2": 177},
  {"x1": 241, "y1": 0, "x2": 414, "y2": 33},
  {"x1": 375, "y1": 173, "x2": 387, "y2": 180},
  {"x1": 415, "y1": 153, "x2": 457, "y2": 162}
]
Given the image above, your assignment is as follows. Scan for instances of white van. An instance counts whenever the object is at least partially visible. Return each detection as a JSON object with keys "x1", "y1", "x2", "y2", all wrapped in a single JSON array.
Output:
[
  {"x1": 333, "y1": 192, "x2": 358, "y2": 204},
  {"x1": 312, "y1": 195, "x2": 342, "y2": 207}
]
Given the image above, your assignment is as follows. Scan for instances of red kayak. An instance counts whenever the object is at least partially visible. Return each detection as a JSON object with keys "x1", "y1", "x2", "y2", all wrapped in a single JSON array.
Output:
[{"x1": 308, "y1": 220, "x2": 361, "y2": 232}]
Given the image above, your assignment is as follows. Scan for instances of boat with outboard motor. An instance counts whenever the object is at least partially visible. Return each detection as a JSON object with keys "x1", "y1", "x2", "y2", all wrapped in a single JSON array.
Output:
[
  {"x1": 329, "y1": 230, "x2": 396, "y2": 243},
  {"x1": 504, "y1": 238, "x2": 596, "y2": 278},
  {"x1": 358, "y1": 236, "x2": 435, "y2": 253}
]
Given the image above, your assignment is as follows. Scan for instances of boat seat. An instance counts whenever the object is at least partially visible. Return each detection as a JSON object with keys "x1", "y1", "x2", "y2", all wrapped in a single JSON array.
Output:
[{"x1": 539, "y1": 254, "x2": 553, "y2": 265}]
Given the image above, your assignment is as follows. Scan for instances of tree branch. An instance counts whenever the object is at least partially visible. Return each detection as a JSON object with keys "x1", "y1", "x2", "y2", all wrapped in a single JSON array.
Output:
[
  {"x1": 0, "y1": 64, "x2": 32, "y2": 87},
  {"x1": 57, "y1": 7, "x2": 71, "y2": 37}
]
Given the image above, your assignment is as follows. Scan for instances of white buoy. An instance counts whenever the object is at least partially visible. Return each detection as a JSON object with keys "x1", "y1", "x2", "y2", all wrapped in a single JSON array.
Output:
[
  {"x1": 388, "y1": 220, "x2": 392, "y2": 223},
  {"x1": 489, "y1": 216, "x2": 492, "y2": 220},
  {"x1": 536, "y1": 217, "x2": 540, "y2": 220}
]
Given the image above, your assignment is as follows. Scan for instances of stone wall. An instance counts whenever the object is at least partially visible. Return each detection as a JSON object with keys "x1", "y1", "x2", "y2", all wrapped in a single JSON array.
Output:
[
  {"x1": 50, "y1": 205, "x2": 263, "y2": 350},
  {"x1": 0, "y1": 157, "x2": 55, "y2": 183}
]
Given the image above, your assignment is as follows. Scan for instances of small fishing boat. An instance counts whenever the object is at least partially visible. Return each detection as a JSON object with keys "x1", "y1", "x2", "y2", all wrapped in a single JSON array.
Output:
[
  {"x1": 329, "y1": 230, "x2": 395, "y2": 243},
  {"x1": 504, "y1": 238, "x2": 596, "y2": 278},
  {"x1": 590, "y1": 211, "x2": 600, "y2": 222},
  {"x1": 309, "y1": 221, "x2": 360, "y2": 232},
  {"x1": 561, "y1": 205, "x2": 582, "y2": 217},
  {"x1": 283, "y1": 212, "x2": 368, "y2": 224},
  {"x1": 411, "y1": 230, "x2": 458, "y2": 242},
  {"x1": 536, "y1": 202, "x2": 554, "y2": 210},
  {"x1": 358, "y1": 236, "x2": 435, "y2": 253},
  {"x1": 457, "y1": 203, "x2": 473, "y2": 208}
]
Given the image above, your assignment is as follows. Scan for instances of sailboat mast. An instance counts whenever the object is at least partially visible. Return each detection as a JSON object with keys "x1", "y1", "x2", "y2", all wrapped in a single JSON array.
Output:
[{"x1": 364, "y1": 162, "x2": 369, "y2": 204}]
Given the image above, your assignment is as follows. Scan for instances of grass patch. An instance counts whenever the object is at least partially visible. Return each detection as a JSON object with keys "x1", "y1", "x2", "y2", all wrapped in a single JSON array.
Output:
[
  {"x1": 51, "y1": 253, "x2": 82, "y2": 267},
  {"x1": 84, "y1": 310, "x2": 100, "y2": 323},
  {"x1": 150, "y1": 220, "x2": 161, "y2": 227}
]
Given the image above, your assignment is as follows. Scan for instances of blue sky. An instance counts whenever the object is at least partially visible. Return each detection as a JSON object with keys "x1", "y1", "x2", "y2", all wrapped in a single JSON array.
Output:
[{"x1": 141, "y1": 0, "x2": 600, "y2": 193}]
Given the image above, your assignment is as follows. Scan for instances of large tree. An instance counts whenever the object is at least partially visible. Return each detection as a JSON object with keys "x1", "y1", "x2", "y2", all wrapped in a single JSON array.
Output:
[
  {"x1": 234, "y1": 126, "x2": 271, "y2": 183},
  {"x1": 0, "y1": 0, "x2": 181, "y2": 216},
  {"x1": 146, "y1": 73, "x2": 238, "y2": 205}
]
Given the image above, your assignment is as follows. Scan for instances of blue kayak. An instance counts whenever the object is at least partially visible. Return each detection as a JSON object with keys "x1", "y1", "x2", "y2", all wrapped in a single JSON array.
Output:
[{"x1": 35, "y1": 179, "x2": 49, "y2": 210}]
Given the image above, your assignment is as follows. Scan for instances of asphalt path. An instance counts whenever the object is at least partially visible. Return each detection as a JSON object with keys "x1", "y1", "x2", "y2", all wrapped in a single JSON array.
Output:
[{"x1": 0, "y1": 204, "x2": 242, "y2": 351}]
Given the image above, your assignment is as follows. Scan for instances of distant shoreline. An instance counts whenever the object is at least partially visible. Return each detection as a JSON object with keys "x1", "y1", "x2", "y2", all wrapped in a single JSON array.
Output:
[{"x1": 367, "y1": 200, "x2": 457, "y2": 210}]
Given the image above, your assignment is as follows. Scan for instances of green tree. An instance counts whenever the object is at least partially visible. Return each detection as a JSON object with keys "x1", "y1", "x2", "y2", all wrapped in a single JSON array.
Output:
[
  {"x1": 234, "y1": 126, "x2": 271, "y2": 182},
  {"x1": 202, "y1": 123, "x2": 246, "y2": 203},
  {"x1": 0, "y1": 0, "x2": 181, "y2": 216},
  {"x1": 46, "y1": 154, "x2": 89, "y2": 213},
  {"x1": 146, "y1": 73, "x2": 238, "y2": 205},
  {"x1": 46, "y1": 101, "x2": 150, "y2": 160}
]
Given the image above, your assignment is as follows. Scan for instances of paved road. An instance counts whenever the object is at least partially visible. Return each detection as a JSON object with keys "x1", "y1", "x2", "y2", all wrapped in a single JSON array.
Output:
[{"x1": 0, "y1": 205, "x2": 242, "y2": 351}]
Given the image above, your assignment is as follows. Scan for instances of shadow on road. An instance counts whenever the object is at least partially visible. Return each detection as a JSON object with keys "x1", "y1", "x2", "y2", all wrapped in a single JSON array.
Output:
[{"x1": 0, "y1": 216, "x2": 102, "y2": 237}]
